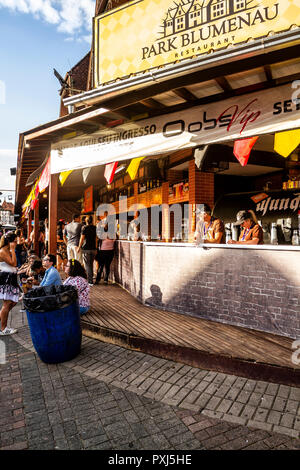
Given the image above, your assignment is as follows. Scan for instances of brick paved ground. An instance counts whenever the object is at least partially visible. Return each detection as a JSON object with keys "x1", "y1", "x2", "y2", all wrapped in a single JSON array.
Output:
[{"x1": 0, "y1": 305, "x2": 299, "y2": 450}]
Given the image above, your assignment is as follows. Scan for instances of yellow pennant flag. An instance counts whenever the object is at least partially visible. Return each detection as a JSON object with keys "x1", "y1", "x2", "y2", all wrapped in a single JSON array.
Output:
[
  {"x1": 59, "y1": 170, "x2": 73, "y2": 186},
  {"x1": 22, "y1": 192, "x2": 32, "y2": 209},
  {"x1": 274, "y1": 129, "x2": 300, "y2": 158},
  {"x1": 22, "y1": 186, "x2": 35, "y2": 209},
  {"x1": 126, "y1": 157, "x2": 144, "y2": 181}
]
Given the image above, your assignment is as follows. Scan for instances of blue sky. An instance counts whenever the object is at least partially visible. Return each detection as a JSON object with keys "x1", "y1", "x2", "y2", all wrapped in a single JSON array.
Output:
[{"x1": 0, "y1": 0, "x2": 95, "y2": 200}]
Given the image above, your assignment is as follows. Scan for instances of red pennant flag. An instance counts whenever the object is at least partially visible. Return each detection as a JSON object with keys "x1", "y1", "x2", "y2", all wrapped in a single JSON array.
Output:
[
  {"x1": 31, "y1": 198, "x2": 38, "y2": 211},
  {"x1": 104, "y1": 162, "x2": 118, "y2": 184},
  {"x1": 233, "y1": 136, "x2": 259, "y2": 166},
  {"x1": 35, "y1": 179, "x2": 40, "y2": 198},
  {"x1": 39, "y1": 157, "x2": 51, "y2": 193},
  {"x1": 30, "y1": 179, "x2": 40, "y2": 211}
]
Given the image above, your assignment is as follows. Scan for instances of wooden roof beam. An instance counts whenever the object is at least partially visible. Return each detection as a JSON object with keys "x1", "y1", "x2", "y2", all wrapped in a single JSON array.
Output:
[
  {"x1": 140, "y1": 98, "x2": 165, "y2": 109},
  {"x1": 172, "y1": 87, "x2": 198, "y2": 102},
  {"x1": 276, "y1": 71, "x2": 300, "y2": 85},
  {"x1": 215, "y1": 76, "x2": 233, "y2": 92},
  {"x1": 264, "y1": 64, "x2": 273, "y2": 82}
]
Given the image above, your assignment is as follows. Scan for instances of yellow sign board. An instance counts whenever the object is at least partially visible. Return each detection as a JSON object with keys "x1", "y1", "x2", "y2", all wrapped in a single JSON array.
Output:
[{"x1": 94, "y1": 0, "x2": 300, "y2": 86}]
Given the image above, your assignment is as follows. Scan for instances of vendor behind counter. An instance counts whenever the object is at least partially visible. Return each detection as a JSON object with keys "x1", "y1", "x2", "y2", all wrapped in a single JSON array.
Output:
[
  {"x1": 194, "y1": 204, "x2": 225, "y2": 244},
  {"x1": 213, "y1": 189, "x2": 300, "y2": 245},
  {"x1": 227, "y1": 210, "x2": 263, "y2": 245}
]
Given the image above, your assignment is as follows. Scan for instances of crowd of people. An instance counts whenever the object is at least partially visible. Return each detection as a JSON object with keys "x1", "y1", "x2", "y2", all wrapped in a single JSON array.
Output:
[
  {"x1": 0, "y1": 206, "x2": 262, "y2": 336},
  {"x1": 0, "y1": 212, "x2": 116, "y2": 336}
]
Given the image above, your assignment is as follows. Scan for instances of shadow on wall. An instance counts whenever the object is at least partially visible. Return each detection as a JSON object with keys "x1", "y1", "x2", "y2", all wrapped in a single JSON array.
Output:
[
  {"x1": 113, "y1": 242, "x2": 143, "y2": 301},
  {"x1": 112, "y1": 242, "x2": 300, "y2": 340},
  {"x1": 161, "y1": 249, "x2": 300, "y2": 340},
  {"x1": 145, "y1": 285, "x2": 164, "y2": 308}
]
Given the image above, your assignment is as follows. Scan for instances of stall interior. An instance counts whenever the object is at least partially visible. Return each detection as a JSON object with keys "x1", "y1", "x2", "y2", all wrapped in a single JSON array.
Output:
[{"x1": 51, "y1": 132, "x2": 300, "y2": 245}]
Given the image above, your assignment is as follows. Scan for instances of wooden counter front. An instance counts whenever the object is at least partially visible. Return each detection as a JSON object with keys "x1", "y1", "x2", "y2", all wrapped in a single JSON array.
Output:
[{"x1": 112, "y1": 241, "x2": 300, "y2": 340}]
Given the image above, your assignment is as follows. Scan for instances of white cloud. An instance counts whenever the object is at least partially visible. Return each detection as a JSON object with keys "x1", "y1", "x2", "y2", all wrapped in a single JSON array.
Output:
[
  {"x1": 0, "y1": 0, "x2": 95, "y2": 42},
  {"x1": 0, "y1": 149, "x2": 17, "y2": 167},
  {"x1": 58, "y1": 0, "x2": 94, "y2": 35}
]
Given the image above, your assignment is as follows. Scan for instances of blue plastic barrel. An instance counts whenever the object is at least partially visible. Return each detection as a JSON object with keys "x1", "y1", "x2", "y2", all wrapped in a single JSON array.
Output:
[{"x1": 26, "y1": 301, "x2": 82, "y2": 364}]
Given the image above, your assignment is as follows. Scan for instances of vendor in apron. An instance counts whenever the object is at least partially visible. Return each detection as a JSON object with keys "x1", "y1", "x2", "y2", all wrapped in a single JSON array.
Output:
[
  {"x1": 194, "y1": 203, "x2": 225, "y2": 244},
  {"x1": 228, "y1": 210, "x2": 263, "y2": 245}
]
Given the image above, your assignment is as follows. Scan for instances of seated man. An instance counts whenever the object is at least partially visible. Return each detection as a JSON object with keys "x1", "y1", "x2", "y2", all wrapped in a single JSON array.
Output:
[
  {"x1": 40, "y1": 254, "x2": 62, "y2": 287},
  {"x1": 26, "y1": 260, "x2": 46, "y2": 289},
  {"x1": 194, "y1": 204, "x2": 225, "y2": 244}
]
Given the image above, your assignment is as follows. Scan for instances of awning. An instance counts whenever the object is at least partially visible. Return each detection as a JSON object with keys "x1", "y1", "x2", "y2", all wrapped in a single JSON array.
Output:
[
  {"x1": 50, "y1": 130, "x2": 195, "y2": 174},
  {"x1": 190, "y1": 82, "x2": 300, "y2": 145},
  {"x1": 51, "y1": 82, "x2": 300, "y2": 174},
  {"x1": 26, "y1": 155, "x2": 49, "y2": 186}
]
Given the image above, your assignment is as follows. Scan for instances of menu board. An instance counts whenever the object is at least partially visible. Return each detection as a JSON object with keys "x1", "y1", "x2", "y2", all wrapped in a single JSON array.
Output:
[{"x1": 84, "y1": 185, "x2": 93, "y2": 213}]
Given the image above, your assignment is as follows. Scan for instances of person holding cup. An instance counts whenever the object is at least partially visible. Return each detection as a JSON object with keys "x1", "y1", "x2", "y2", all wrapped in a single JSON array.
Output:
[{"x1": 0, "y1": 232, "x2": 19, "y2": 335}]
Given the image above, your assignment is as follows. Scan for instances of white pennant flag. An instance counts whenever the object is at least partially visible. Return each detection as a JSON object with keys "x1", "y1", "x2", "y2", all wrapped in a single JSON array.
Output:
[
  {"x1": 194, "y1": 145, "x2": 208, "y2": 169},
  {"x1": 82, "y1": 167, "x2": 92, "y2": 184}
]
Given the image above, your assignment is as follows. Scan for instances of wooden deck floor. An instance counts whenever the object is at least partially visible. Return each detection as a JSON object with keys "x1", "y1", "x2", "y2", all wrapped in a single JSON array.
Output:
[{"x1": 82, "y1": 283, "x2": 300, "y2": 387}]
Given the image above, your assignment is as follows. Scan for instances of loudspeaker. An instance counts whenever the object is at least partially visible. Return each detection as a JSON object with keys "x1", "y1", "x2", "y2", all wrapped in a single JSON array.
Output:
[
  {"x1": 195, "y1": 144, "x2": 233, "y2": 172},
  {"x1": 144, "y1": 160, "x2": 161, "y2": 179}
]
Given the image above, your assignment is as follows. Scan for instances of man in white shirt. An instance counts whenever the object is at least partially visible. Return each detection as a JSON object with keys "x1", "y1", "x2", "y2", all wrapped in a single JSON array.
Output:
[{"x1": 63, "y1": 214, "x2": 82, "y2": 263}]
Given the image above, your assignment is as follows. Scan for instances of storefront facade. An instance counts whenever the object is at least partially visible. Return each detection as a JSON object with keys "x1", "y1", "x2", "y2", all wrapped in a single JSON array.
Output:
[{"x1": 15, "y1": 0, "x2": 300, "y2": 341}]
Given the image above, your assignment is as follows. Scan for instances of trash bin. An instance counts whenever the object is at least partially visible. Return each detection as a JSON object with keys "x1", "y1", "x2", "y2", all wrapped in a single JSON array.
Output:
[{"x1": 23, "y1": 285, "x2": 82, "y2": 364}]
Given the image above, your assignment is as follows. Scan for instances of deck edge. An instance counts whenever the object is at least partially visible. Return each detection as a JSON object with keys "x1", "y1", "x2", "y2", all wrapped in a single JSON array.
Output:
[{"x1": 81, "y1": 321, "x2": 300, "y2": 389}]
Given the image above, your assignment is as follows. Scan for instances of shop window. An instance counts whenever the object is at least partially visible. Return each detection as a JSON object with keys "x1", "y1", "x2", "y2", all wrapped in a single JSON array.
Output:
[
  {"x1": 212, "y1": 1, "x2": 226, "y2": 18},
  {"x1": 234, "y1": 0, "x2": 245, "y2": 11},
  {"x1": 138, "y1": 179, "x2": 161, "y2": 194}
]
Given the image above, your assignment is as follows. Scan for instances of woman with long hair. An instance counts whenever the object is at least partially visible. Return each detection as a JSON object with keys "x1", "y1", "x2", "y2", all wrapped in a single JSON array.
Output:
[
  {"x1": 77, "y1": 215, "x2": 96, "y2": 285},
  {"x1": 63, "y1": 259, "x2": 90, "y2": 315},
  {"x1": 38, "y1": 226, "x2": 45, "y2": 258},
  {"x1": 15, "y1": 229, "x2": 27, "y2": 267},
  {"x1": 0, "y1": 232, "x2": 19, "y2": 335},
  {"x1": 95, "y1": 222, "x2": 115, "y2": 284},
  {"x1": 57, "y1": 220, "x2": 67, "y2": 272}
]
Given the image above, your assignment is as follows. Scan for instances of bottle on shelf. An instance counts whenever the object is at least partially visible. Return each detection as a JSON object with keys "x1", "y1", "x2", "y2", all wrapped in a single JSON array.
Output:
[
  {"x1": 292, "y1": 229, "x2": 299, "y2": 245},
  {"x1": 270, "y1": 222, "x2": 278, "y2": 245},
  {"x1": 231, "y1": 224, "x2": 238, "y2": 241},
  {"x1": 225, "y1": 227, "x2": 232, "y2": 244}
]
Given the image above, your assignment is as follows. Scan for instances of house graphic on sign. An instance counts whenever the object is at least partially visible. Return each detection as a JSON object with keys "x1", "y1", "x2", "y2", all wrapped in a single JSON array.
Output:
[{"x1": 162, "y1": 0, "x2": 256, "y2": 37}]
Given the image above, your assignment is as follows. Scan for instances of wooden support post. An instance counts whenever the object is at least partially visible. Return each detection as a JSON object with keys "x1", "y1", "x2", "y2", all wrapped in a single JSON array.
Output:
[
  {"x1": 133, "y1": 182, "x2": 139, "y2": 203},
  {"x1": 27, "y1": 211, "x2": 32, "y2": 243},
  {"x1": 188, "y1": 160, "x2": 215, "y2": 241},
  {"x1": 48, "y1": 173, "x2": 58, "y2": 255},
  {"x1": 161, "y1": 182, "x2": 170, "y2": 242},
  {"x1": 33, "y1": 199, "x2": 39, "y2": 256}
]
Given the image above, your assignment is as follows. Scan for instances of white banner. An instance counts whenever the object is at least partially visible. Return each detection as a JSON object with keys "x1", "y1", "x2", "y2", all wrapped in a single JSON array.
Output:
[{"x1": 51, "y1": 82, "x2": 300, "y2": 174}]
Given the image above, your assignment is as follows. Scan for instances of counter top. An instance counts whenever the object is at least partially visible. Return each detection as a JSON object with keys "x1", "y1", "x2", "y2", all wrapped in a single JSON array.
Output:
[{"x1": 116, "y1": 240, "x2": 300, "y2": 251}]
